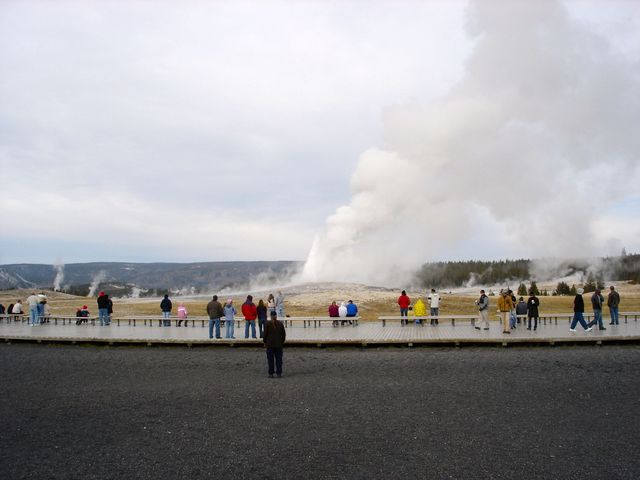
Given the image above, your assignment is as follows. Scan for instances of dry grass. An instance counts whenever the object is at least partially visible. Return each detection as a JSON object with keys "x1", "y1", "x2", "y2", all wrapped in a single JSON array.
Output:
[{"x1": 2, "y1": 283, "x2": 639, "y2": 322}]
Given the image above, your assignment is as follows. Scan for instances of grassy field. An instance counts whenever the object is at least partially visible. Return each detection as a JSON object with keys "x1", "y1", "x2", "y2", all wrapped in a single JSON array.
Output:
[{"x1": 2, "y1": 285, "x2": 639, "y2": 322}]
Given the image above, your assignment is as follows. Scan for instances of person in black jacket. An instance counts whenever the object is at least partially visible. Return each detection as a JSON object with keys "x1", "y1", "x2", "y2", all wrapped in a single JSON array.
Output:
[
  {"x1": 587, "y1": 289, "x2": 606, "y2": 330},
  {"x1": 160, "y1": 294, "x2": 172, "y2": 327},
  {"x1": 526, "y1": 293, "x2": 540, "y2": 331},
  {"x1": 263, "y1": 311, "x2": 286, "y2": 378},
  {"x1": 569, "y1": 288, "x2": 592, "y2": 332}
]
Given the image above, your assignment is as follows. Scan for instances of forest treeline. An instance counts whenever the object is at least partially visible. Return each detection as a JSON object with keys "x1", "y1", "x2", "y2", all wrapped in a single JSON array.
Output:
[{"x1": 414, "y1": 253, "x2": 640, "y2": 292}]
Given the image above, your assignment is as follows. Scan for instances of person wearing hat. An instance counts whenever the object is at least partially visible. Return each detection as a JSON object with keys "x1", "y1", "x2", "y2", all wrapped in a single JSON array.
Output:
[
  {"x1": 77, "y1": 305, "x2": 90, "y2": 324},
  {"x1": 97, "y1": 291, "x2": 110, "y2": 326},
  {"x1": 570, "y1": 288, "x2": 593, "y2": 332}
]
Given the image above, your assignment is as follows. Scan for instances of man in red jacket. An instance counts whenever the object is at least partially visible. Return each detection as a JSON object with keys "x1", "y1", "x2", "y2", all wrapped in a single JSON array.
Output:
[
  {"x1": 398, "y1": 290, "x2": 411, "y2": 326},
  {"x1": 242, "y1": 295, "x2": 258, "y2": 339}
]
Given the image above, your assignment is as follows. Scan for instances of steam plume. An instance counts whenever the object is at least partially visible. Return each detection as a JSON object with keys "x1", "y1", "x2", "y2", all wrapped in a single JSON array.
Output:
[
  {"x1": 301, "y1": 0, "x2": 640, "y2": 286},
  {"x1": 88, "y1": 270, "x2": 107, "y2": 297},
  {"x1": 53, "y1": 262, "x2": 64, "y2": 291}
]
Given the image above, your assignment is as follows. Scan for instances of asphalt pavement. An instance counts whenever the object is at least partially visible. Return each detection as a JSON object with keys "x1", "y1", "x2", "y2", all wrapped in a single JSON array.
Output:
[{"x1": 1, "y1": 343, "x2": 638, "y2": 479}]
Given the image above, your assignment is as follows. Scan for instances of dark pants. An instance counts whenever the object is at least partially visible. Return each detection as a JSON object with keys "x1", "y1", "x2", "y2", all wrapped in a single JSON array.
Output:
[
  {"x1": 266, "y1": 348, "x2": 283, "y2": 376},
  {"x1": 527, "y1": 316, "x2": 538, "y2": 330}
]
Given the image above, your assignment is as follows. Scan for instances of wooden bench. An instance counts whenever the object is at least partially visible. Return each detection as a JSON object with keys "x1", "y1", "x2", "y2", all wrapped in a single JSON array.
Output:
[
  {"x1": 283, "y1": 316, "x2": 360, "y2": 327},
  {"x1": 379, "y1": 315, "x2": 478, "y2": 326},
  {"x1": 0, "y1": 314, "x2": 28, "y2": 323}
]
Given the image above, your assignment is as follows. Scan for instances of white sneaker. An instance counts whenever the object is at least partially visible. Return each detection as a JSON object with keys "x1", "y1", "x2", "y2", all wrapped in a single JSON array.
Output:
[
  {"x1": 569, "y1": 328, "x2": 576, "y2": 332},
  {"x1": 586, "y1": 327, "x2": 593, "y2": 332}
]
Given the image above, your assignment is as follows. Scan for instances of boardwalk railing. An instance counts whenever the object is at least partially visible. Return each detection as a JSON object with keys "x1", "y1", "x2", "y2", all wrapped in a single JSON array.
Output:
[
  {"x1": 378, "y1": 312, "x2": 640, "y2": 327},
  {"x1": 0, "y1": 314, "x2": 360, "y2": 328}
]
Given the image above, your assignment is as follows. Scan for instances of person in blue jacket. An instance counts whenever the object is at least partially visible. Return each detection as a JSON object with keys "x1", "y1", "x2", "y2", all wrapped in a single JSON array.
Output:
[{"x1": 345, "y1": 300, "x2": 358, "y2": 325}]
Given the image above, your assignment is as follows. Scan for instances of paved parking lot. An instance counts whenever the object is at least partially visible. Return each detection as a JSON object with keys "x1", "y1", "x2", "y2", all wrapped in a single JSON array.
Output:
[{"x1": 1, "y1": 344, "x2": 639, "y2": 479}]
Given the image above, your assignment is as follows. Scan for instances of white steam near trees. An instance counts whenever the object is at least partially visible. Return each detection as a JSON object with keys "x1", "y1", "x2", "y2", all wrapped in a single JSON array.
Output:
[{"x1": 301, "y1": 0, "x2": 640, "y2": 286}]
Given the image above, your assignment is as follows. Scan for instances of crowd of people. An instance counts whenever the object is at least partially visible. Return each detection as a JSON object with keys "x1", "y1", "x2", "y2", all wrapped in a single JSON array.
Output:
[
  {"x1": 0, "y1": 293, "x2": 51, "y2": 326},
  {"x1": 394, "y1": 286, "x2": 623, "y2": 335},
  {"x1": 492, "y1": 285, "x2": 621, "y2": 334},
  {"x1": 202, "y1": 291, "x2": 286, "y2": 340},
  {"x1": 1, "y1": 286, "x2": 625, "y2": 338}
]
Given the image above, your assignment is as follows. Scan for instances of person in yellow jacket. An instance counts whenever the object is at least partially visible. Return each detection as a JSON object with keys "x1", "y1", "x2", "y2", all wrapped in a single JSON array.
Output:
[
  {"x1": 497, "y1": 289, "x2": 514, "y2": 334},
  {"x1": 413, "y1": 297, "x2": 427, "y2": 325}
]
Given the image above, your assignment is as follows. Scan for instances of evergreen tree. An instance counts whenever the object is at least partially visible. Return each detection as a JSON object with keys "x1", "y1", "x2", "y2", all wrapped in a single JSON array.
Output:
[
  {"x1": 569, "y1": 284, "x2": 577, "y2": 295},
  {"x1": 584, "y1": 272, "x2": 596, "y2": 293},
  {"x1": 556, "y1": 281, "x2": 571, "y2": 295},
  {"x1": 529, "y1": 281, "x2": 540, "y2": 296},
  {"x1": 517, "y1": 283, "x2": 527, "y2": 296}
]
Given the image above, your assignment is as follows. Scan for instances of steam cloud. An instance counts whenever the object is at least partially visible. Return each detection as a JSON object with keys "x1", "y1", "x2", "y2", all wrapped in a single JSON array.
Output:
[
  {"x1": 53, "y1": 262, "x2": 64, "y2": 291},
  {"x1": 301, "y1": 0, "x2": 640, "y2": 286},
  {"x1": 88, "y1": 270, "x2": 107, "y2": 297}
]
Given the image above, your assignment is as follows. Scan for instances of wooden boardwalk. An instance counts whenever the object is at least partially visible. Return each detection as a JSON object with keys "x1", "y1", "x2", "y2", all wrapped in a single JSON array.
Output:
[{"x1": 1, "y1": 318, "x2": 639, "y2": 346}]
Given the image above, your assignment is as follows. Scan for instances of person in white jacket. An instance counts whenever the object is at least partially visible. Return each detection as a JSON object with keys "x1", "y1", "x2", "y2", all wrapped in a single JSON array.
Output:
[{"x1": 428, "y1": 289, "x2": 440, "y2": 325}]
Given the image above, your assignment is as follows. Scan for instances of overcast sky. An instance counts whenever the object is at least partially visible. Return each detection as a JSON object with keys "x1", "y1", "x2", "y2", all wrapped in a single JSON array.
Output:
[{"x1": 1, "y1": 0, "x2": 639, "y2": 270}]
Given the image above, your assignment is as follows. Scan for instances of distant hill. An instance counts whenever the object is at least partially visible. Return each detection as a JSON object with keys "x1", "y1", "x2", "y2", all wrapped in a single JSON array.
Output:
[{"x1": 0, "y1": 261, "x2": 302, "y2": 297}]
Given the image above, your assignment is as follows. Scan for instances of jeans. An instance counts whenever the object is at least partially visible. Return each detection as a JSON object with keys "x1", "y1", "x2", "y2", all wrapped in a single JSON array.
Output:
[
  {"x1": 400, "y1": 308, "x2": 408, "y2": 325},
  {"x1": 276, "y1": 306, "x2": 285, "y2": 319},
  {"x1": 245, "y1": 320, "x2": 256, "y2": 339},
  {"x1": 162, "y1": 311, "x2": 171, "y2": 327},
  {"x1": 570, "y1": 312, "x2": 589, "y2": 330},
  {"x1": 588, "y1": 310, "x2": 604, "y2": 329},
  {"x1": 510, "y1": 312, "x2": 517, "y2": 329},
  {"x1": 37, "y1": 304, "x2": 45, "y2": 324},
  {"x1": 29, "y1": 307, "x2": 39, "y2": 325},
  {"x1": 609, "y1": 307, "x2": 619, "y2": 325},
  {"x1": 430, "y1": 308, "x2": 439, "y2": 325},
  {"x1": 266, "y1": 347, "x2": 283, "y2": 376},
  {"x1": 209, "y1": 318, "x2": 221, "y2": 338},
  {"x1": 226, "y1": 318, "x2": 235, "y2": 338},
  {"x1": 258, "y1": 318, "x2": 266, "y2": 338},
  {"x1": 99, "y1": 308, "x2": 109, "y2": 326}
]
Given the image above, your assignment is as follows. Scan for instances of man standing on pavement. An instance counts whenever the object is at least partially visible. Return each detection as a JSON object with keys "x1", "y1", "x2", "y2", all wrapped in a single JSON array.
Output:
[
  {"x1": 588, "y1": 288, "x2": 606, "y2": 331},
  {"x1": 263, "y1": 311, "x2": 286, "y2": 378},
  {"x1": 607, "y1": 285, "x2": 620, "y2": 325},
  {"x1": 206, "y1": 295, "x2": 224, "y2": 339}
]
